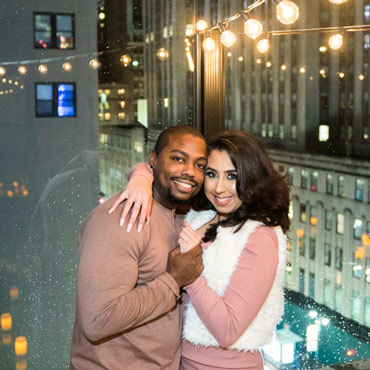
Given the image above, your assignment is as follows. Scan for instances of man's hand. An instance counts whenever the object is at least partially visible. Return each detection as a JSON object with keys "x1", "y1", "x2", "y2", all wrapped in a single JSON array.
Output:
[{"x1": 167, "y1": 245, "x2": 203, "y2": 288}]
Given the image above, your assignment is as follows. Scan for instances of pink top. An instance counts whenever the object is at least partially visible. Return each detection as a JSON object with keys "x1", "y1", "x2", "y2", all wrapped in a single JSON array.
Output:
[{"x1": 181, "y1": 227, "x2": 279, "y2": 370}]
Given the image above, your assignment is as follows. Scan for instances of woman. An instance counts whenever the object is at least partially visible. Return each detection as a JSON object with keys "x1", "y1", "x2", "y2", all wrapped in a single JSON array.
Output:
[{"x1": 111, "y1": 130, "x2": 290, "y2": 369}]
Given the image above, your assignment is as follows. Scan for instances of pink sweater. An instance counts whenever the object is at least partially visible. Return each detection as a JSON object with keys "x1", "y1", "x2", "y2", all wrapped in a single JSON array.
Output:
[{"x1": 181, "y1": 227, "x2": 279, "y2": 370}]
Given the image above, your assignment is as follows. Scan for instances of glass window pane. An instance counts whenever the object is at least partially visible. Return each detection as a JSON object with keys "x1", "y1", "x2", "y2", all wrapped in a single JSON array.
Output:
[
  {"x1": 36, "y1": 84, "x2": 53, "y2": 100},
  {"x1": 35, "y1": 14, "x2": 51, "y2": 31},
  {"x1": 56, "y1": 31, "x2": 74, "y2": 49},
  {"x1": 57, "y1": 84, "x2": 75, "y2": 117},
  {"x1": 34, "y1": 31, "x2": 52, "y2": 48},
  {"x1": 36, "y1": 101, "x2": 53, "y2": 117},
  {"x1": 56, "y1": 15, "x2": 72, "y2": 31}
]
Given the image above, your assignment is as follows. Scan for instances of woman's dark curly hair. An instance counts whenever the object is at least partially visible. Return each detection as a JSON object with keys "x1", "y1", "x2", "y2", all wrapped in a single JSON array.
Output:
[{"x1": 191, "y1": 130, "x2": 290, "y2": 242}]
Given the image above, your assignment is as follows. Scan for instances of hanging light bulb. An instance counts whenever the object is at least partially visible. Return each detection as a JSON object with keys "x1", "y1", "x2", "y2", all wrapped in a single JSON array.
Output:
[
  {"x1": 196, "y1": 20, "x2": 208, "y2": 31},
  {"x1": 203, "y1": 37, "x2": 215, "y2": 52},
  {"x1": 256, "y1": 38, "x2": 270, "y2": 53},
  {"x1": 156, "y1": 48, "x2": 169, "y2": 60},
  {"x1": 276, "y1": 0, "x2": 300, "y2": 25},
  {"x1": 329, "y1": 33, "x2": 343, "y2": 49},
  {"x1": 0, "y1": 67, "x2": 6, "y2": 76},
  {"x1": 18, "y1": 66, "x2": 27, "y2": 75},
  {"x1": 38, "y1": 64, "x2": 47, "y2": 74},
  {"x1": 89, "y1": 59, "x2": 100, "y2": 69},
  {"x1": 244, "y1": 18, "x2": 263, "y2": 40},
  {"x1": 63, "y1": 62, "x2": 72, "y2": 71},
  {"x1": 221, "y1": 29, "x2": 236, "y2": 48},
  {"x1": 329, "y1": 0, "x2": 348, "y2": 4},
  {"x1": 120, "y1": 54, "x2": 132, "y2": 66}
]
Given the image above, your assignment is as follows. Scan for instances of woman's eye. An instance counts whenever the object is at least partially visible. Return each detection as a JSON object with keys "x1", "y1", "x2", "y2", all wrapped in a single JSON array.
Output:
[
  {"x1": 205, "y1": 171, "x2": 216, "y2": 178},
  {"x1": 227, "y1": 173, "x2": 237, "y2": 180}
]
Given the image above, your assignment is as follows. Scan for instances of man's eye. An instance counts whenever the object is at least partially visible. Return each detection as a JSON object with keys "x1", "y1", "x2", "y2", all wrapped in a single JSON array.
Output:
[
  {"x1": 196, "y1": 163, "x2": 206, "y2": 170},
  {"x1": 172, "y1": 157, "x2": 184, "y2": 162}
]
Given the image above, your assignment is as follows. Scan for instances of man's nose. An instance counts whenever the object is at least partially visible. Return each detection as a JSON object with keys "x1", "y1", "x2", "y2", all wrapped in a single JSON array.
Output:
[{"x1": 181, "y1": 162, "x2": 195, "y2": 177}]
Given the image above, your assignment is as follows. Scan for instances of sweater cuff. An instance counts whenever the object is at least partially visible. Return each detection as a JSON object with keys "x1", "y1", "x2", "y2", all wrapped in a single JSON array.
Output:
[
  {"x1": 183, "y1": 276, "x2": 206, "y2": 295},
  {"x1": 158, "y1": 272, "x2": 181, "y2": 299},
  {"x1": 128, "y1": 162, "x2": 153, "y2": 183}
]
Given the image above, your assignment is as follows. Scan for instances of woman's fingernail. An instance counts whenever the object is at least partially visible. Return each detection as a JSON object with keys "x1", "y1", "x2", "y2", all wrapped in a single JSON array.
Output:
[
  {"x1": 127, "y1": 223, "x2": 132, "y2": 232},
  {"x1": 146, "y1": 220, "x2": 150, "y2": 225},
  {"x1": 120, "y1": 218, "x2": 125, "y2": 227},
  {"x1": 137, "y1": 224, "x2": 142, "y2": 233},
  {"x1": 108, "y1": 209, "x2": 113, "y2": 214}
]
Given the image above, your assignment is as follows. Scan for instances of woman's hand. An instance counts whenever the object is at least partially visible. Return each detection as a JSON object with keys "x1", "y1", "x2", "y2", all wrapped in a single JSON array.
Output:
[
  {"x1": 178, "y1": 221, "x2": 202, "y2": 253},
  {"x1": 109, "y1": 174, "x2": 153, "y2": 232}
]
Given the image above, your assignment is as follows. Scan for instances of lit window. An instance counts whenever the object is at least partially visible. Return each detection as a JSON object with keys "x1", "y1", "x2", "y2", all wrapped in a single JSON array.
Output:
[
  {"x1": 326, "y1": 173, "x2": 334, "y2": 194},
  {"x1": 324, "y1": 243, "x2": 331, "y2": 266},
  {"x1": 355, "y1": 179, "x2": 364, "y2": 201},
  {"x1": 301, "y1": 169, "x2": 308, "y2": 189},
  {"x1": 310, "y1": 206, "x2": 317, "y2": 226},
  {"x1": 288, "y1": 167, "x2": 294, "y2": 185},
  {"x1": 352, "y1": 254, "x2": 363, "y2": 279},
  {"x1": 353, "y1": 218, "x2": 363, "y2": 240},
  {"x1": 35, "y1": 83, "x2": 76, "y2": 117},
  {"x1": 118, "y1": 112, "x2": 125, "y2": 120},
  {"x1": 325, "y1": 210, "x2": 333, "y2": 230},
  {"x1": 310, "y1": 171, "x2": 318, "y2": 191},
  {"x1": 335, "y1": 247, "x2": 343, "y2": 271},
  {"x1": 298, "y1": 234, "x2": 305, "y2": 257},
  {"x1": 336, "y1": 213, "x2": 344, "y2": 235},
  {"x1": 338, "y1": 175, "x2": 345, "y2": 197},
  {"x1": 365, "y1": 5, "x2": 370, "y2": 23},
  {"x1": 366, "y1": 258, "x2": 370, "y2": 283},
  {"x1": 319, "y1": 125, "x2": 329, "y2": 141},
  {"x1": 291, "y1": 125, "x2": 297, "y2": 139},
  {"x1": 34, "y1": 13, "x2": 74, "y2": 49},
  {"x1": 351, "y1": 291, "x2": 360, "y2": 322}
]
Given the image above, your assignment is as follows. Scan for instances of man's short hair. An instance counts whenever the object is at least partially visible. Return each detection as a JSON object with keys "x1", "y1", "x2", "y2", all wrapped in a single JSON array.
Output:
[{"x1": 154, "y1": 125, "x2": 205, "y2": 155}]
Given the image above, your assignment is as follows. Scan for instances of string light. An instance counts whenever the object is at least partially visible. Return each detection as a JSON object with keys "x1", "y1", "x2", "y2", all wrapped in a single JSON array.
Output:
[
  {"x1": 329, "y1": 0, "x2": 348, "y2": 4},
  {"x1": 238, "y1": 56, "x2": 244, "y2": 62},
  {"x1": 203, "y1": 37, "x2": 215, "y2": 51},
  {"x1": 244, "y1": 18, "x2": 263, "y2": 40},
  {"x1": 319, "y1": 46, "x2": 327, "y2": 53},
  {"x1": 196, "y1": 20, "x2": 208, "y2": 31},
  {"x1": 276, "y1": 0, "x2": 300, "y2": 25},
  {"x1": 256, "y1": 58, "x2": 262, "y2": 64},
  {"x1": 89, "y1": 59, "x2": 100, "y2": 69},
  {"x1": 227, "y1": 52, "x2": 232, "y2": 57},
  {"x1": 256, "y1": 38, "x2": 270, "y2": 53},
  {"x1": 328, "y1": 33, "x2": 343, "y2": 49},
  {"x1": 281, "y1": 64, "x2": 287, "y2": 70},
  {"x1": 338, "y1": 72, "x2": 345, "y2": 78},
  {"x1": 156, "y1": 48, "x2": 169, "y2": 60},
  {"x1": 0, "y1": 67, "x2": 5, "y2": 76},
  {"x1": 300, "y1": 67, "x2": 306, "y2": 73},
  {"x1": 63, "y1": 62, "x2": 72, "y2": 71},
  {"x1": 359, "y1": 74, "x2": 365, "y2": 81},
  {"x1": 38, "y1": 64, "x2": 47, "y2": 74},
  {"x1": 18, "y1": 66, "x2": 27, "y2": 74},
  {"x1": 221, "y1": 29, "x2": 236, "y2": 48},
  {"x1": 266, "y1": 61, "x2": 272, "y2": 68},
  {"x1": 120, "y1": 54, "x2": 131, "y2": 66}
]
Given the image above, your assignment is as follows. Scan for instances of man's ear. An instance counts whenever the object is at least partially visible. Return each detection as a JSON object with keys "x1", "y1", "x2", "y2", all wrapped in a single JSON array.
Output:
[{"x1": 149, "y1": 151, "x2": 157, "y2": 169}]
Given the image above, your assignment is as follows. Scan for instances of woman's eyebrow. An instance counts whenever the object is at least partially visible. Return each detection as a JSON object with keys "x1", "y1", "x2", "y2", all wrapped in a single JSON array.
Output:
[{"x1": 206, "y1": 166, "x2": 236, "y2": 173}]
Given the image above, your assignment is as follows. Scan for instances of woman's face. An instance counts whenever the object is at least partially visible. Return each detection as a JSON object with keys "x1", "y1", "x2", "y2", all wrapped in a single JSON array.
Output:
[{"x1": 204, "y1": 149, "x2": 243, "y2": 219}]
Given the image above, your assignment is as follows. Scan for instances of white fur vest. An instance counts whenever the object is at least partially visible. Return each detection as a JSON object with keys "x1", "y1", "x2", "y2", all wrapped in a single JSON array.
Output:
[{"x1": 183, "y1": 209, "x2": 287, "y2": 351}]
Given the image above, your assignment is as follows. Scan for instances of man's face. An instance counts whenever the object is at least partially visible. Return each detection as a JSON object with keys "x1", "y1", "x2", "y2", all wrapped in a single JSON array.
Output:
[{"x1": 150, "y1": 134, "x2": 207, "y2": 208}]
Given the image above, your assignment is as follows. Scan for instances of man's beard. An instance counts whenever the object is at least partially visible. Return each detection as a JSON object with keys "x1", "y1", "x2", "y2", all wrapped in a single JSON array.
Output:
[{"x1": 167, "y1": 186, "x2": 190, "y2": 206}]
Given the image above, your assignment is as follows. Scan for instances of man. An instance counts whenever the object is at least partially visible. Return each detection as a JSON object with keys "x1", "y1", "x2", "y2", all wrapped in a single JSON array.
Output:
[{"x1": 70, "y1": 126, "x2": 208, "y2": 369}]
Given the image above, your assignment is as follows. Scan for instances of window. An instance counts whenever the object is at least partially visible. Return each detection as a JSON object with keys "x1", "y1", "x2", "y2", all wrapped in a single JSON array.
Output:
[
  {"x1": 338, "y1": 175, "x2": 345, "y2": 197},
  {"x1": 355, "y1": 179, "x2": 364, "y2": 201},
  {"x1": 326, "y1": 173, "x2": 334, "y2": 194},
  {"x1": 368, "y1": 181, "x2": 370, "y2": 203},
  {"x1": 299, "y1": 233, "x2": 305, "y2": 257},
  {"x1": 353, "y1": 253, "x2": 363, "y2": 279},
  {"x1": 35, "y1": 83, "x2": 76, "y2": 117},
  {"x1": 324, "y1": 279, "x2": 331, "y2": 306},
  {"x1": 309, "y1": 272, "x2": 315, "y2": 298},
  {"x1": 300, "y1": 203, "x2": 306, "y2": 223},
  {"x1": 365, "y1": 298, "x2": 370, "y2": 327},
  {"x1": 335, "y1": 285, "x2": 342, "y2": 311},
  {"x1": 353, "y1": 218, "x2": 363, "y2": 240},
  {"x1": 366, "y1": 258, "x2": 370, "y2": 283},
  {"x1": 301, "y1": 169, "x2": 308, "y2": 189},
  {"x1": 310, "y1": 171, "x2": 318, "y2": 191},
  {"x1": 325, "y1": 210, "x2": 333, "y2": 230},
  {"x1": 336, "y1": 213, "x2": 344, "y2": 234},
  {"x1": 336, "y1": 247, "x2": 343, "y2": 271},
  {"x1": 351, "y1": 291, "x2": 361, "y2": 322},
  {"x1": 288, "y1": 167, "x2": 294, "y2": 185},
  {"x1": 309, "y1": 237, "x2": 316, "y2": 260},
  {"x1": 299, "y1": 268, "x2": 305, "y2": 294},
  {"x1": 34, "y1": 13, "x2": 75, "y2": 49},
  {"x1": 310, "y1": 206, "x2": 317, "y2": 226},
  {"x1": 324, "y1": 242, "x2": 331, "y2": 266}
]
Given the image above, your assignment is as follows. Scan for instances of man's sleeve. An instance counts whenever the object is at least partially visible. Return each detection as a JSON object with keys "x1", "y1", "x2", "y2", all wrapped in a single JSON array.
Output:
[{"x1": 76, "y1": 207, "x2": 179, "y2": 343}]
